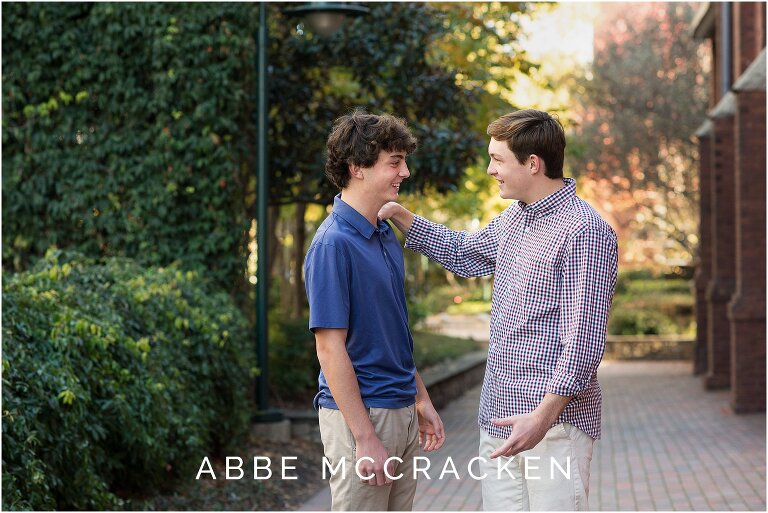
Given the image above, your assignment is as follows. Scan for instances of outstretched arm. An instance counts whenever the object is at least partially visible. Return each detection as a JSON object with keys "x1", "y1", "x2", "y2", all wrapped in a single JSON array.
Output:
[
  {"x1": 379, "y1": 201, "x2": 504, "y2": 278},
  {"x1": 379, "y1": 202, "x2": 415, "y2": 236}
]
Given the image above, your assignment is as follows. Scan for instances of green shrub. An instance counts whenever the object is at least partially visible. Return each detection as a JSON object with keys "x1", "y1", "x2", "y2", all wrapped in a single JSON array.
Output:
[
  {"x1": 608, "y1": 308, "x2": 678, "y2": 335},
  {"x1": 2, "y1": 250, "x2": 255, "y2": 510},
  {"x1": 268, "y1": 315, "x2": 318, "y2": 401},
  {"x1": 611, "y1": 274, "x2": 695, "y2": 336}
]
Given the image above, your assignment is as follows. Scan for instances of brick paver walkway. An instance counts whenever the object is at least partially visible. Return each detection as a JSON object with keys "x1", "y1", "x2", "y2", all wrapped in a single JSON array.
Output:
[{"x1": 299, "y1": 361, "x2": 765, "y2": 511}]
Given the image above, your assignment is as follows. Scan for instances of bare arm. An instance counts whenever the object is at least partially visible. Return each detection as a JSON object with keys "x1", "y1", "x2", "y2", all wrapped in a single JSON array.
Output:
[
  {"x1": 315, "y1": 328, "x2": 393, "y2": 485},
  {"x1": 414, "y1": 371, "x2": 445, "y2": 451}
]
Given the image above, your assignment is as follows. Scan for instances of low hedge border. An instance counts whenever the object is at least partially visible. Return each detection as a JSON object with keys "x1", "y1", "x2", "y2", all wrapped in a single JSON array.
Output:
[{"x1": 2, "y1": 250, "x2": 255, "y2": 510}]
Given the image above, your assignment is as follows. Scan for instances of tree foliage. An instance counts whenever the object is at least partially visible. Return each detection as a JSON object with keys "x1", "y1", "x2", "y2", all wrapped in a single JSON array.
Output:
[
  {"x1": 267, "y1": 2, "x2": 488, "y2": 206},
  {"x1": 3, "y1": 3, "x2": 488, "y2": 287},
  {"x1": 571, "y1": 3, "x2": 709, "y2": 266}
]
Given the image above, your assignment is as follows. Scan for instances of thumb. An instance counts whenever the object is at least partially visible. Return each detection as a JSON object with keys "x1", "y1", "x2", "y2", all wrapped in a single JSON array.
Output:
[{"x1": 490, "y1": 415, "x2": 517, "y2": 427}]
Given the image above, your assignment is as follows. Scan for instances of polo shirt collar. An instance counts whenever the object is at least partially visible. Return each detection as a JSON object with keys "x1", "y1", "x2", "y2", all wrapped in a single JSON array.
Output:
[
  {"x1": 517, "y1": 178, "x2": 576, "y2": 219},
  {"x1": 332, "y1": 194, "x2": 390, "y2": 239}
]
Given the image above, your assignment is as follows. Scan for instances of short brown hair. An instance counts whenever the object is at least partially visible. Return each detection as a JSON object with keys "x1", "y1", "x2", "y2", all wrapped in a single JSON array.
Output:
[
  {"x1": 325, "y1": 109, "x2": 417, "y2": 190},
  {"x1": 487, "y1": 110, "x2": 566, "y2": 179}
]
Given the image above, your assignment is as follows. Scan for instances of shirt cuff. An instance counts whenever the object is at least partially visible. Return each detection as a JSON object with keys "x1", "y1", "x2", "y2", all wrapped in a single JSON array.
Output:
[
  {"x1": 404, "y1": 215, "x2": 430, "y2": 251},
  {"x1": 546, "y1": 369, "x2": 590, "y2": 397}
]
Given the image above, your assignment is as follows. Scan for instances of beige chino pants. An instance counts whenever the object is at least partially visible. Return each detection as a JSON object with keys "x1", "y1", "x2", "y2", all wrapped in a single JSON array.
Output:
[
  {"x1": 319, "y1": 405, "x2": 420, "y2": 511},
  {"x1": 479, "y1": 423, "x2": 594, "y2": 511}
]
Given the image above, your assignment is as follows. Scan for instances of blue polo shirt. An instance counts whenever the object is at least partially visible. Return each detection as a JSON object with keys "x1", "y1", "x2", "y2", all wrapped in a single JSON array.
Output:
[{"x1": 305, "y1": 194, "x2": 417, "y2": 411}]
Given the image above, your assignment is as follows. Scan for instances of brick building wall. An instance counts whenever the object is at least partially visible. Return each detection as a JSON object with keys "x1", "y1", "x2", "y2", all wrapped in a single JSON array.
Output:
[
  {"x1": 692, "y1": 2, "x2": 765, "y2": 411},
  {"x1": 693, "y1": 122, "x2": 712, "y2": 376}
]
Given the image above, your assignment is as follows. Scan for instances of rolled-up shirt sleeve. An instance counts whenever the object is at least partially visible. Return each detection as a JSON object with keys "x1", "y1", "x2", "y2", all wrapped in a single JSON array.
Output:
[
  {"x1": 547, "y1": 227, "x2": 618, "y2": 397},
  {"x1": 404, "y1": 212, "x2": 505, "y2": 278}
]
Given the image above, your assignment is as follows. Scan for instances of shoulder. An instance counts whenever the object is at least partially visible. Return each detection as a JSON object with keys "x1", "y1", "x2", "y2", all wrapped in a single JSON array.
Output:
[
  {"x1": 307, "y1": 215, "x2": 351, "y2": 260},
  {"x1": 497, "y1": 203, "x2": 521, "y2": 229},
  {"x1": 564, "y1": 197, "x2": 617, "y2": 246}
]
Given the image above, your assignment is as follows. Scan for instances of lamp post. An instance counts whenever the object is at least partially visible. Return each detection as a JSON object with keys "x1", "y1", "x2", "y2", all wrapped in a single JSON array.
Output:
[{"x1": 253, "y1": 2, "x2": 369, "y2": 422}]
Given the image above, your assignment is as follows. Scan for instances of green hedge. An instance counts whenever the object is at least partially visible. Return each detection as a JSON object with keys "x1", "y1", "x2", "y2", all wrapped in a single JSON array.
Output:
[
  {"x1": 610, "y1": 275, "x2": 695, "y2": 336},
  {"x1": 2, "y1": 251, "x2": 256, "y2": 510},
  {"x1": 268, "y1": 315, "x2": 318, "y2": 401}
]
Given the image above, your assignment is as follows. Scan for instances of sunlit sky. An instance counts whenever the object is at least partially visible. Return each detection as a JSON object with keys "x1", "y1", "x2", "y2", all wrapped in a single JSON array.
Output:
[
  {"x1": 518, "y1": 3, "x2": 598, "y2": 65},
  {"x1": 505, "y1": 2, "x2": 599, "y2": 110}
]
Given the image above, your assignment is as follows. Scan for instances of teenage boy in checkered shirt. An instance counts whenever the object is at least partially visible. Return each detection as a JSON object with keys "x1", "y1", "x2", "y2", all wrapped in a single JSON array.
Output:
[
  {"x1": 305, "y1": 110, "x2": 445, "y2": 511},
  {"x1": 379, "y1": 109, "x2": 618, "y2": 511}
]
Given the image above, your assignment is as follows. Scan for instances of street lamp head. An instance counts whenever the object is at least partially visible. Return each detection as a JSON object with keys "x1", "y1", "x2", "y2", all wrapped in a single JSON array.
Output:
[{"x1": 285, "y1": 2, "x2": 370, "y2": 37}]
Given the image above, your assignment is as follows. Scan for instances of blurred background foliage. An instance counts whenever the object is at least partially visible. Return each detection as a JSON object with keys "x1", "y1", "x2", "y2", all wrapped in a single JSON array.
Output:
[{"x1": 2, "y1": 1, "x2": 706, "y2": 509}]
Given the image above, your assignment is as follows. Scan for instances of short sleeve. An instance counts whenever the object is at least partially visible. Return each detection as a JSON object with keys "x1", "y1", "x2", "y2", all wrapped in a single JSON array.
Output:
[{"x1": 304, "y1": 243, "x2": 351, "y2": 332}]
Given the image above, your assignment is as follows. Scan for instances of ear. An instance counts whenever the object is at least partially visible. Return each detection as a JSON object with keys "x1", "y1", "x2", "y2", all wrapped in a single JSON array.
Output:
[
  {"x1": 348, "y1": 163, "x2": 363, "y2": 180},
  {"x1": 529, "y1": 155, "x2": 543, "y2": 175}
]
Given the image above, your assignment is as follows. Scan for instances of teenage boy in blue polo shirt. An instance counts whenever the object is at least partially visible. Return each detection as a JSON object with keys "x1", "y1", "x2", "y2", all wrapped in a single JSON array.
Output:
[{"x1": 304, "y1": 110, "x2": 445, "y2": 511}]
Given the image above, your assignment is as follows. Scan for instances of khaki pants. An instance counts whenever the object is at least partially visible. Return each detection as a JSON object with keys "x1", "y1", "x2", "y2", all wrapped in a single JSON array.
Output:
[
  {"x1": 479, "y1": 423, "x2": 594, "y2": 511},
  {"x1": 319, "y1": 405, "x2": 420, "y2": 511}
]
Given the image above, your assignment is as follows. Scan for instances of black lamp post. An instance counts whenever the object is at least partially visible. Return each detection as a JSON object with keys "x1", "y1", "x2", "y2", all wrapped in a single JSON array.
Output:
[{"x1": 253, "y1": 2, "x2": 369, "y2": 422}]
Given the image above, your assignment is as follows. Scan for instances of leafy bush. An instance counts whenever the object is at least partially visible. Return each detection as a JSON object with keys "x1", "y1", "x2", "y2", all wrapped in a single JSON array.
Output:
[
  {"x1": 610, "y1": 274, "x2": 695, "y2": 336},
  {"x1": 2, "y1": 250, "x2": 255, "y2": 510},
  {"x1": 268, "y1": 315, "x2": 319, "y2": 402},
  {"x1": 608, "y1": 308, "x2": 678, "y2": 335}
]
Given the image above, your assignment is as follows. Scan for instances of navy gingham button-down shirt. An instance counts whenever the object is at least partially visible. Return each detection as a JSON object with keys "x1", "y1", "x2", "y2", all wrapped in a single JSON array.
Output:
[{"x1": 405, "y1": 178, "x2": 618, "y2": 440}]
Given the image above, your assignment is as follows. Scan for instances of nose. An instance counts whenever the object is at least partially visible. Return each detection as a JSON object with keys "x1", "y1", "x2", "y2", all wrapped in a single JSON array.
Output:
[
  {"x1": 486, "y1": 161, "x2": 495, "y2": 176},
  {"x1": 400, "y1": 162, "x2": 410, "y2": 178}
]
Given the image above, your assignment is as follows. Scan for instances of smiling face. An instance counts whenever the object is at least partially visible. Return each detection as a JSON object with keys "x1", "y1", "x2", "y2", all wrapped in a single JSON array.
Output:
[
  {"x1": 358, "y1": 149, "x2": 411, "y2": 206},
  {"x1": 486, "y1": 137, "x2": 532, "y2": 201}
]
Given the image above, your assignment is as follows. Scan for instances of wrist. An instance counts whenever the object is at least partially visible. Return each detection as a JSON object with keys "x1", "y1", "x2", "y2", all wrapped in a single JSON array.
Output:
[
  {"x1": 533, "y1": 406, "x2": 556, "y2": 427},
  {"x1": 353, "y1": 427, "x2": 378, "y2": 444}
]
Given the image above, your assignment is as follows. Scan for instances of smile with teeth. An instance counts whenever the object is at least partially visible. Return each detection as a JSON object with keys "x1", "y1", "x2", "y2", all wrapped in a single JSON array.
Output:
[{"x1": 392, "y1": 183, "x2": 401, "y2": 189}]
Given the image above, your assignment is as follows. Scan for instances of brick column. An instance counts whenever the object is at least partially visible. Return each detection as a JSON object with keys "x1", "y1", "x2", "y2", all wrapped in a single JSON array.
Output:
[
  {"x1": 704, "y1": 93, "x2": 737, "y2": 390},
  {"x1": 693, "y1": 122, "x2": 713, "y2": 376},
  {"x1": 729, "y1": 55, "x2": 766, "y2": 412},
  {"x1": 733, "y1": 3, "x2": 764, "y2": 77}
]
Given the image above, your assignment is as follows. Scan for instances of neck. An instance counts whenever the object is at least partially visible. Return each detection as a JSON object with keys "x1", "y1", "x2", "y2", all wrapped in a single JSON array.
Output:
[
  {"x1": 522, "y1": 178, "x2": 565, "y2": 205},
  {"x1": 339, "y1": 189, "x2": 381, "y2": 226}
]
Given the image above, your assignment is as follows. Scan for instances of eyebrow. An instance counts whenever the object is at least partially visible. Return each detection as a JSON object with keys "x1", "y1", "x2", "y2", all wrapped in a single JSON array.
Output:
[
  {"x1": 489, "y1": 152, "x2": 504, "y2": 159},
  {"x1": 388, "y1": 154, "x2": 406, "y2": 160}
]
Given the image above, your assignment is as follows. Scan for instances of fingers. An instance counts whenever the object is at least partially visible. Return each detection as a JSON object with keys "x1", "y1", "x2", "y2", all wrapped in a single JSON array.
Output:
[
  {"x1": 420, "y1": 425, "x2": 446, "y2": 452},
  {"x1": 359, "y1": 464, "x2": 392, "y2": 486},
  {"x1": 490, "y1": 416, "x2": 516, "y2": 427},
  {"x1": 489, "y1": 439, "x2": 515, "y2": 459}
]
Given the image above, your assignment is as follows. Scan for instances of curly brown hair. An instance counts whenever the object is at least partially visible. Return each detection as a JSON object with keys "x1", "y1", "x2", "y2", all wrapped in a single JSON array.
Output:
[
  {"x1": 487, "y1": 109, "x2": 566, "y2": 179},
  {"x1": 325, "y1": 109, "x2": 417, "y2": 190}
]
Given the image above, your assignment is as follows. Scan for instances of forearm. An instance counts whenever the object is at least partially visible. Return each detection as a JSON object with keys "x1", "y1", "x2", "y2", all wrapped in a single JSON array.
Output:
[
  {"x1": 388, "y1": 204, "x2": 415, "y2": 236},
  {"x1": 534, "y1": 393, "x2": 571, "y2": 426},
  {"x1": 406, "y1": 216, "x2": 498, "y2": 278},
  {"x1": 414, "y1": 371, "x2": 431, "y2": 407},
  {"x1": 316, "y1": 336, "x2": 377, "y2": 443}
]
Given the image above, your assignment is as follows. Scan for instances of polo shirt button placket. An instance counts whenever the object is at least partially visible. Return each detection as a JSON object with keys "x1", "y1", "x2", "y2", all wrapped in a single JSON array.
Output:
[{"x1": 377, "y1": 231, "x2": 394, "y2": 278}]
